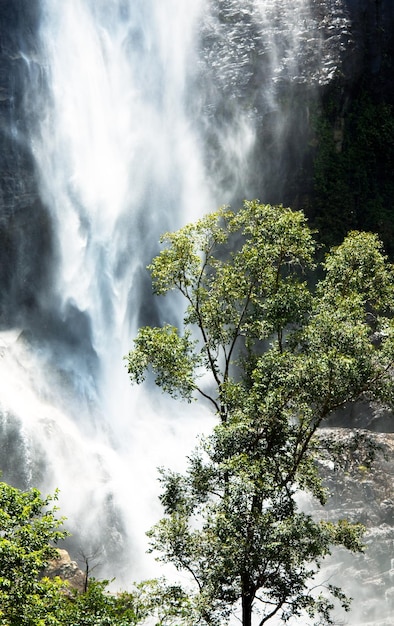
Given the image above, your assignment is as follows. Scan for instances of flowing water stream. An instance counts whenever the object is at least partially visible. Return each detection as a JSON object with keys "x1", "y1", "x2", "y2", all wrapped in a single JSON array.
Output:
[{"x1": 0, "y1": 0, "x2": 353, "y2": 595}]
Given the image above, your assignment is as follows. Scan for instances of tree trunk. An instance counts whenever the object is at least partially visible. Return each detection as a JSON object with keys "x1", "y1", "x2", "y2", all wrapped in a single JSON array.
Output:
[{"x1": 242, "y1": 592, "x2": 253, "y2": 626}]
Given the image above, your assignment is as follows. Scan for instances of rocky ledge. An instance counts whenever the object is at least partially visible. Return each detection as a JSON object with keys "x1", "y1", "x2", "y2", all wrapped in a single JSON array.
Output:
[
  {"x1": 45, "y1": 549, "x2": 86, "y2": 594},
  {"x1": 314, "y1": 428, "x2": 394, "y2": 626}
]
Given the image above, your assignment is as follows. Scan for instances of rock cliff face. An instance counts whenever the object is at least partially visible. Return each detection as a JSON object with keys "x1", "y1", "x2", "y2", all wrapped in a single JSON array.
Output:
[
  {"x1": 0, "y1": 0, "x2": 53, "y2": 329},
  {"x1": 45, "y1": 548, "x2": 86, "y2": 594},
  {"x1": 314, "y1": 429, "x2": 394, "y2": 626},
  {"x1": 196, "y1": 0, "x2": 394, "y2": 226},
  {"x1": 343, "y1": 0, "x2": 394, "y2": 87}
]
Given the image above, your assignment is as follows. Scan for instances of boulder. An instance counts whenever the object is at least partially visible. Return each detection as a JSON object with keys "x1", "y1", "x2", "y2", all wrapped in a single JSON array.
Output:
[{"x1": 45, "y1": 548, "x2": 86, "y2": 594}]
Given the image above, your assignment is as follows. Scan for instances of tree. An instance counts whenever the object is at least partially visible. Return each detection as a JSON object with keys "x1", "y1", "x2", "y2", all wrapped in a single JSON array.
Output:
[
  {"x1": 130, "y1": 578, "x2": 196, "y2": 625},
  {"x1": 126, "y1": 201, "x2": 394, "y2": 625},
  {"x1": 0, "y1": 481, "x2": 68, "y2": 625},
  {"x1": 78, "y1": 546, "x2": 103, "y2": 592}
]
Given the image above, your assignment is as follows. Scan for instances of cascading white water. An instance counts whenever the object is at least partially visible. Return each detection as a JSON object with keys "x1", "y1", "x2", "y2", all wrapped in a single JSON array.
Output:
[
  {"x1": 35, "y1": 0, "x2": 210, "y2": 407},
  {"x1": 28, "y1": 0, "x2": 218, "y2": 578},
  {"x1": 0, "y1": 0, "x2": 352, "y2": 592}
]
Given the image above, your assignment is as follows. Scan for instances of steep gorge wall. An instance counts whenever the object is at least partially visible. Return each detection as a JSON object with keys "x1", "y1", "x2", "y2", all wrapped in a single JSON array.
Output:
[
  {"x1": 344, "y1": 0, "x2": 394, "y2": 86},
  {"x1": 308, "y1": 0, "x2": 394, "y2": 251},
  {"x1": 0, "y1": 0, "x2": 54, "y2": 330},
  {"x1": 0, "y1": 0, "x2": 394, "y2": 329},
  {"x1": 315, "y1": 429, "x2": 394, "y2": 626}
]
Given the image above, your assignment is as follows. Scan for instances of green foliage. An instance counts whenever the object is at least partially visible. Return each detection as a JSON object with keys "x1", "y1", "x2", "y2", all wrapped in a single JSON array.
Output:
[
  {"x1": 56, "y1": 579, "x2": 139, "y2": 626},
  {"x1": 59, "y1": 577, "x2": 198, "y2": 626},
  {"x1": 131, "y1": 578, "x2": 197, "y2": 625},
  {"x1": 0, "y1": 482, "x2": 68, "y2": 626},
  {"x1": 312, "y1": 91, "x2": 394, "y2": 253},
  {"x1": 127, "y1": 325, "x2": 199, "y2": 401},
  {"x1": 128, "y1": 202, "x2": 316, "y2": 411},
  {"x1": 127, "y1": 201, "x2": 394, "y2": 625}
]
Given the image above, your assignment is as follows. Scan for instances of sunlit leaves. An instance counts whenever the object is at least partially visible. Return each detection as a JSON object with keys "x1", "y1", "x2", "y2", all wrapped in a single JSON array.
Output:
[
  {"x1": 321, "y1": 230, "x2": 394, "y2": 310},
  {"x1": 126, "y1": 325, "x2": 201, "y2": 401},
  {"x1": 131, "y1": 578, "x2": 197, "y2": 626},
  {"x1": 127, "y1": 201, "x2": 318, "y2": 401},
  {"x1": 230, "y1": 199, "x2": 316, "y2": 273},
  {"x1": 126, "y1": 200, "x2": 394, "y2": 625},
  {"x1": 148, "y1": 207, "x2": 233, "y2": 297},
  {"x1": 0, "y1": 483, "x2": 68, "y2": 626}
]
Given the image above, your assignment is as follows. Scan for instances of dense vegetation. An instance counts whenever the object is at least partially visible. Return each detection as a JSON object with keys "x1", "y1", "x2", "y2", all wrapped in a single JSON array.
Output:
[{"x1": 312, "y1": 85, "x2": 394, "y2": 254}]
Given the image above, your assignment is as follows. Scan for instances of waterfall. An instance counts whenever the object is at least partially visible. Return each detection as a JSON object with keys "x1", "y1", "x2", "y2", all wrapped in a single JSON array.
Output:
[{"x1": 0, "y1": 0, "x2": 351, "y2": 585}]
